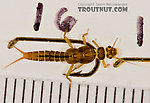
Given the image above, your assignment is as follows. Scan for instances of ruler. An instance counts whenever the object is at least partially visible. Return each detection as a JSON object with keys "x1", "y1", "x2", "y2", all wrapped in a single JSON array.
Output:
[{"x1": 0, "y1": 76, "x2": 150, "y2": 103}]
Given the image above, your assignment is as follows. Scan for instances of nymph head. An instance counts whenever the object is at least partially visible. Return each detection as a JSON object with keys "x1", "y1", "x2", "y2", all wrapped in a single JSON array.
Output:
[
  {"x1": 93, "y1": 38, "x2": 118, "y2": 60},
  {"x1": 106, "y1": 46, "x2": 117, "y2": 59},
  {"x1": 106, "y1": 38, "x2": 118, "y2": 59}
]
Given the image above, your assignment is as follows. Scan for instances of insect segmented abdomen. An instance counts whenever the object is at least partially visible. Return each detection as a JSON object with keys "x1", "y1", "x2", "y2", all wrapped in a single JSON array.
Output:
[{"x1": 24, "y1": 50, "x2": 67, "y2": 62}]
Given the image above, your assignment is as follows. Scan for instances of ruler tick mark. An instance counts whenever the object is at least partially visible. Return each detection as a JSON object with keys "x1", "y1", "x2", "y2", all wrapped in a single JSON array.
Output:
[
  {"x1": 67, "y1": 85, "x2": 71, "y2": 103},
  {"x1": 31, "y1": 80, "x2": 35, "y2": 103},
  {"x1": 22, "y1": 79, "x2": 26, "y2": 103},
  {"x1": 104, "y1": 87, "x2": 107, "y2": 103},
  {"x1": 77, "y1": 84, "x2": 80, "y2": 103},
  {"x1": 140, "y1": 90, "x2": 144, "y2": 103},
  {"x1": 3, "y1": 78, "x2": 8, "y2": 103},
  {"x1": 58, "y1": 83, "x2": 62, "y2": 103},
  {"x1": 122, "y1": 88, "x2": 126, "y2": 103},
  {"x1": 40, "y1": 81, "x2": 44, "y2": 103},
  {"x1": 49, "y1": 82, "x2": 53, "y2": 103},
  {"x1": 13, "y1": 79, "x2": 17, "y2": 103},
  {"x1": 113, "y1": 87, "x2": 116, "y2": 103},
  {"x1": 86, "y1": 85, "x2": 89, "y2": 103},
  {"x1": 95, "y1": 86, "x2": 98, "y2": 103},
  {"x1": 131, "y1": 89, "x2": 135, "y2": 103}
]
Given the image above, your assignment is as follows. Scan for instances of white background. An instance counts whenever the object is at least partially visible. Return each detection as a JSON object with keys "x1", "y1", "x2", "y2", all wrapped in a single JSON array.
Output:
[{"x1": 0, "y1": 0, "x2": 150, "y2": 89}]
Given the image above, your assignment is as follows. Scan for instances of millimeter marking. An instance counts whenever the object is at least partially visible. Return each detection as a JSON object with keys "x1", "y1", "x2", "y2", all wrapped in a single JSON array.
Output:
[{"x1": 0, "y1": 77, "x2": 148, "y2": 103}]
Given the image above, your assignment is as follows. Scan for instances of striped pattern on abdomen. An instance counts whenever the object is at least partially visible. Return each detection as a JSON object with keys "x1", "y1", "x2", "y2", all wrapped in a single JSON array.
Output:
[{"x1": 24, "y1": 51, "x2": 68, "y2": 62}]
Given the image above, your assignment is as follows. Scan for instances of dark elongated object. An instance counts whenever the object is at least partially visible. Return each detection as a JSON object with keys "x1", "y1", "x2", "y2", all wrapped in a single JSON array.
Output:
[{"x1": 33, "y1": 3, "x2": 43, "y2": 31}]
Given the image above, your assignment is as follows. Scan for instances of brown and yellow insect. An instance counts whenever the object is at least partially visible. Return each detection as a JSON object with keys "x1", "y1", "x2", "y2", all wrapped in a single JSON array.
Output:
[{"x1": 4, "y1": 29, "x2": 118, "y2": 85}]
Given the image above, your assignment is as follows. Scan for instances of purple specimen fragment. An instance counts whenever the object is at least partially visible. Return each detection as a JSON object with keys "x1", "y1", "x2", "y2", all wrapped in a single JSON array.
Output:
[
  {"x1": 33, "y1": 3, "x2": 43, "y2": 31},
  {"x1": 55, "y1": 8, "x2": 77, "y2": 32},
  {"x1": 137, "y1": 16, "x2": 144, "y2": 47}
]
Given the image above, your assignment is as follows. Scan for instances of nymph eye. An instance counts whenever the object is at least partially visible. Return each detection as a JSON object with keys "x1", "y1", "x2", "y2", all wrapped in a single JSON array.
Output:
[
  {"x1": 108, "y1": 46, "x2": 111, "y2": 48},
  {"x1": 109, "y1": 57, "x2": 112, "y2": 59}
]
